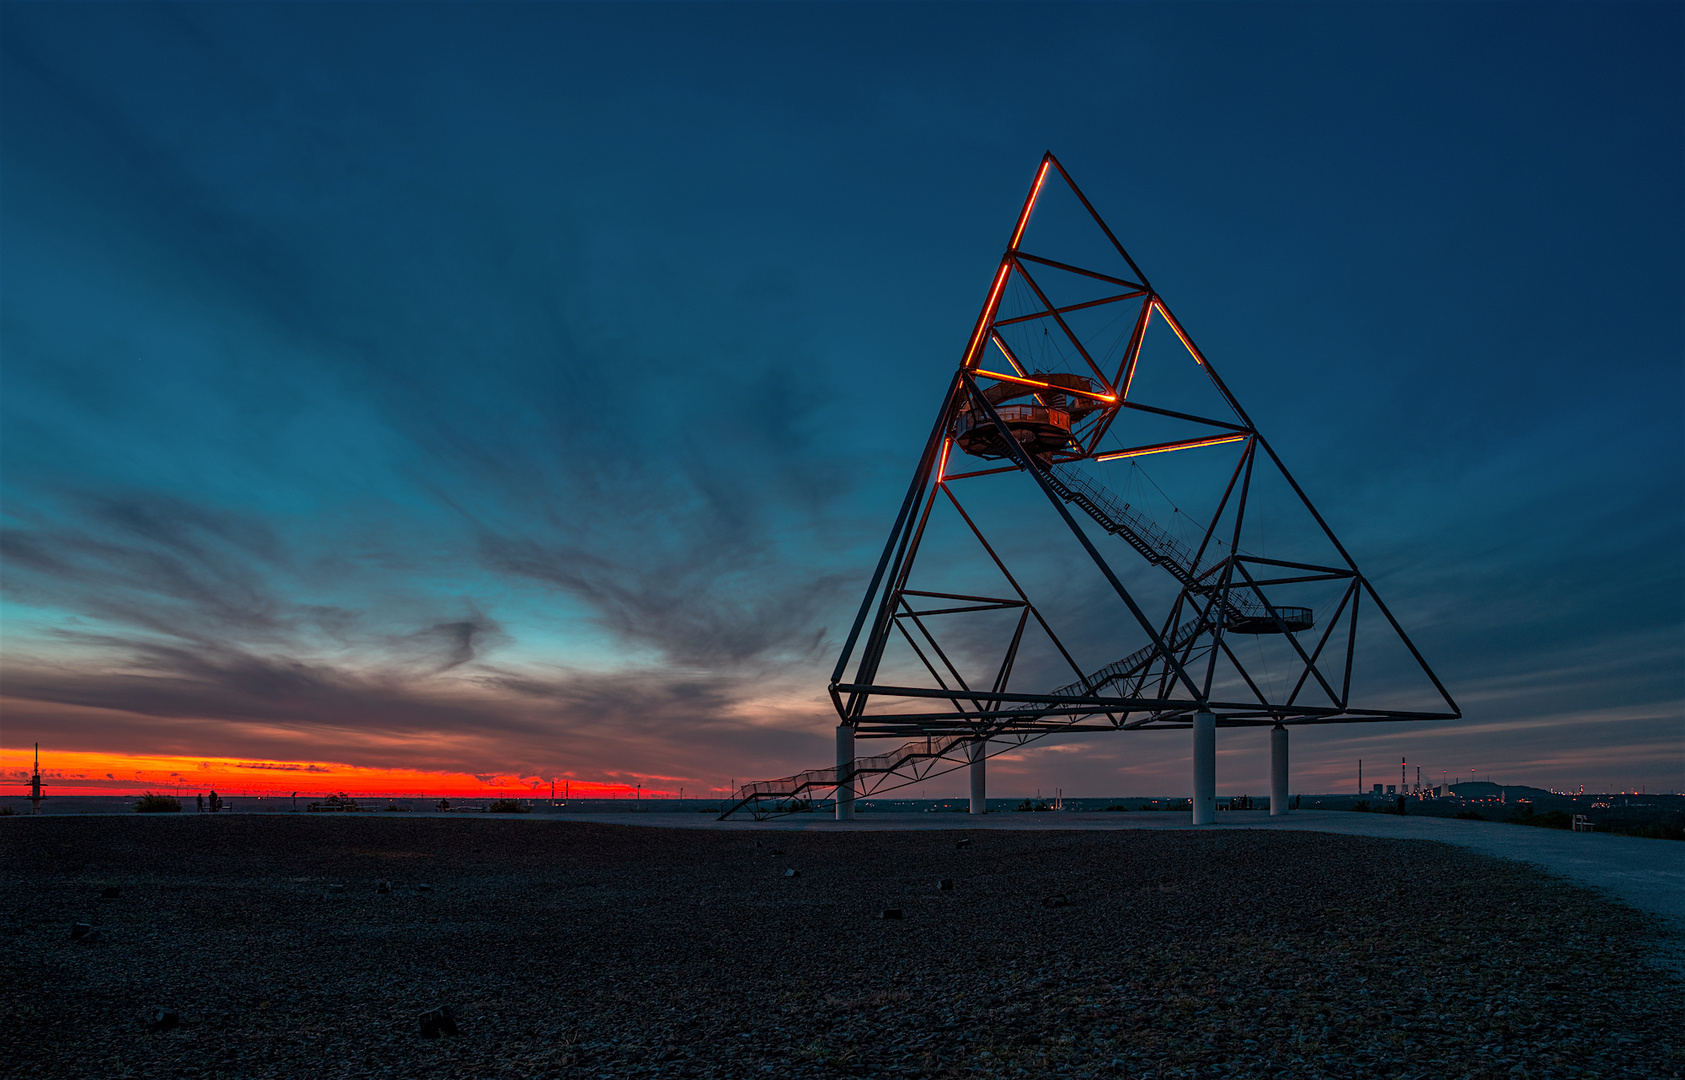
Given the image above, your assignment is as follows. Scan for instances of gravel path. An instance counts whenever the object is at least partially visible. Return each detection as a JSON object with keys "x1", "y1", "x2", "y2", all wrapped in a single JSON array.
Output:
[
  {"x1": 551, "y1": 809, "x2": 1685, "y2": 958},
  {"x1": 1, "y1": 817, "x2": 1679, "y2": 1080}
]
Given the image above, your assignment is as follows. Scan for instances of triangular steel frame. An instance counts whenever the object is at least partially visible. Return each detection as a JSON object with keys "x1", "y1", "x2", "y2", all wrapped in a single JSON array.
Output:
[{"x1": 828, "y1": 153, "x2": 1460, "y2": 744}]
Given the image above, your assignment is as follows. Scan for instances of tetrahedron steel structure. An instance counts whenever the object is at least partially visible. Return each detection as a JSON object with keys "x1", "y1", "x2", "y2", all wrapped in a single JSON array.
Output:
[{"x1": 722, "y1": 153, "x2": 1457, "y2": 818}]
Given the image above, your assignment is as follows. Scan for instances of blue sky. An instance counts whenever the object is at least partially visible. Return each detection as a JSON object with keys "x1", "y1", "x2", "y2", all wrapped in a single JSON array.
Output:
[{"x1": 2, "y1": 2, "x2": 1680, "y2": 795}]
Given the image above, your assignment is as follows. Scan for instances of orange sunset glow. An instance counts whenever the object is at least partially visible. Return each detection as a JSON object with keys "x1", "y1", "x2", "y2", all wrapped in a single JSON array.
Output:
[{"x1": 1, "y1": 747, "x2": 681, "y2": 799}]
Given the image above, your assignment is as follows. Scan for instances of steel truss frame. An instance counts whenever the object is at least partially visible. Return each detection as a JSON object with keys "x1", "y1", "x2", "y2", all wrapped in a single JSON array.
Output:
[
  {"x1": 830, "y1": 153, "x2": 1458, "y2": 742},
  {"x1": 722, "y1": 154, "x2": 1457, "y2": 820}
]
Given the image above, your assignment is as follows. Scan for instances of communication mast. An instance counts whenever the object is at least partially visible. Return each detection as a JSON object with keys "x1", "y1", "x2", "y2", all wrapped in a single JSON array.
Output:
[
  {"x1": 29, "y1": 744, "x2": 47, "y2": 814},
  {"x1": 722, "y1": 154, "x2": 1458, "y2": 820}
]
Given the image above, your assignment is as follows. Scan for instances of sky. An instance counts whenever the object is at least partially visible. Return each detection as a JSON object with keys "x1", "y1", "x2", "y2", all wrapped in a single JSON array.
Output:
[{"x1": 1, "y1": 2, "x2": 1680, "y2": 799}]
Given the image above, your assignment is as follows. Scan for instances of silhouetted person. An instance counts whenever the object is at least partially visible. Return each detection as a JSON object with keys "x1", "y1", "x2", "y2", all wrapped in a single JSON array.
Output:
[
  {"x1": 436, "y1": 798, "x2": 450, "y2": 811},
  {"x1": 209, "y1": 790, "x2": 220, "y2": 812},
  {"x1": 291, "y1": 791, "x2": 298, "y2": 812},
  {"x1": 196, "y1": 793, "x2": 204, "y2": 813}
]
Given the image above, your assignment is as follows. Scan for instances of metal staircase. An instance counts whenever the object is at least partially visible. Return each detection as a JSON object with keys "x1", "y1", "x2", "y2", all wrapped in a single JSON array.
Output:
[
  {"x1": 1043, "y1": 464, "x2": 1310, "y2": 633},
  {"x1": 717, "y1": 732, "x2": 976, "y2": 819},
  {"x1": 719, "y1": 616, "x2": 1207, "y2": 819},
  {"x1": 1032, "y1": 614, "x2": 1207, "y2": 702},
  {"x1": 1046, "y1": 464, "x2": 1204, "y2": 586},
  {"x1": 719, "y1": 466, "x2": 1316, "y2": 819}
]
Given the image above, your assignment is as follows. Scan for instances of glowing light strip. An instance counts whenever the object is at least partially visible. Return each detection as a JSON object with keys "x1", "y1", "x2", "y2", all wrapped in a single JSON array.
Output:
[
  {"x1": 962, "y1": 260, "x2": 1014, "y2": 369},
  {"x1": 936, "y1": 436, "x2": 953, "y2": 483},
  {"x1": 1009, "y1": 158, "x2": 1053, "y2": 252},
  {"x1": 1093, "y1": 433, "x2": 1247, "y2": 461},
  {"x1": 1120, "y1": 302, "x2": 1152, "y2": 399},
  {"x1": 988, "y1": 331, "x2": 1029, "y2": 377},
  {"x1": 1153, "y1": 300, "x2": 1205, "y2": 367},
  {"x1": 974, "y1": 369, "x2": 1117, "y2": 403},
  {"x1": 962, "y1": 157, "x2": 1052, "y2": 371}
]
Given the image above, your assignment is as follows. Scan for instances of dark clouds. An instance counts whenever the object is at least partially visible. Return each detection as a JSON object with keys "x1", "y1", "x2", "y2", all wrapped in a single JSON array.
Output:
[
  {"x1": 1, "y1": 3, "x2": 1680, "y2": 792},
  {"x1": 0, "y1": 647, "x2": 767, "y2": 785}
]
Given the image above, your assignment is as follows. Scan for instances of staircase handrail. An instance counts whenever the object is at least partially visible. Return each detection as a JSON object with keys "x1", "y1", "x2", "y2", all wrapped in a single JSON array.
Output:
[
  {"x1": 1049, "y1": 465, "x2": 1200, "y2": 578},
  {"x1": 727, "y1": 732, "x2": 974, "y2": 806},
  {"x1": 1045, "y1": 464, "x2": 1288, "y2": 623},
  {"x1": 1033, "y1": 615, "x2": 1207, "y2": 703}
]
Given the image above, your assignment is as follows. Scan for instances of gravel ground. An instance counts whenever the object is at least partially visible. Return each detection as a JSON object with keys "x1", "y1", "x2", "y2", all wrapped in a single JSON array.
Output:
[{"x1": 1, "y1": 817, "x2": 1679, "y2": 1080}]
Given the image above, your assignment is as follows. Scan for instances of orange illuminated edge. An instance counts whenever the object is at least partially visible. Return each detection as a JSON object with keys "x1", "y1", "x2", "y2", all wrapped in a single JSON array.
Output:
[
  {"x1": 975, "y1": 369, "x2": 1117, "y2": 403},
  {"x1": 1153, "y1": 300, "x2": 1206, "y2": 367},
  {"x1": 962, "y1": 260, "x2": 1015, "y2": 369},
  {"x1": 988, "y1": 332, "x2": 1029, "y2": 377},
  {"x1": 1119, "y1": 302, "x2": 1153, "y2": 399},
  {"x1": 935, "y1": 436, "x2": 953, "y2": 483},
  {"x1": 1008, "y1": 158, "x2": 1053, "y2": 252},
  {"x1": 1093, "y1": 433, "x2": 1247, "y2": 461},
  {"x1": 964, "y1": 156, "x2": 1054, "y2": 370}
]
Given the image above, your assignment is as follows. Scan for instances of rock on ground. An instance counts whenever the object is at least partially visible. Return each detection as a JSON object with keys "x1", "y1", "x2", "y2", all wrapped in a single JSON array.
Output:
[{"x1": 0, "y1": 817, "x2": 1679, "y2": 1079}]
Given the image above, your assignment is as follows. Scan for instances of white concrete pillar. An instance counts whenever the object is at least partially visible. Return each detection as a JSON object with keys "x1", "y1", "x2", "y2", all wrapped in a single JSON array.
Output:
[
  {"x1": 1192, "y1": 711, "x2": 1216, "y2": 824},
  {"x1": 1270, "y1": 723, "x2": 1289, "y2": 816},
  {"x1": 835, "y1": 725, "x2": 855, "y2": 821},
  {"x1": 969, "y1": 739, "x2": 988, "y2": 814}
]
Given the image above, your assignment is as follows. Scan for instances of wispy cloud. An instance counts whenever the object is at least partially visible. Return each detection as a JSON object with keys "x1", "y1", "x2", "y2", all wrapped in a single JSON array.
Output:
[{"x1": 1, "y1": 2, "x2": 1678, "y2": 794}]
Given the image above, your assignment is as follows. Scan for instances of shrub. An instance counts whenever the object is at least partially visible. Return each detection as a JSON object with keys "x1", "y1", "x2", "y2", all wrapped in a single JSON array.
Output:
[
  {"x1": 487, "y1": 799, "x2": 529, "y2": 813},
  {"x1": 1622, "y1": 822, "x2": 1685, "y2": 841},
  {"x1": 1349, "y1": 801, "x2": 1371, "y2": 813},
  {"x1": 1455, "y1": 809, "x2": 1485, "y2": 821},
  {"x1": 1507, "y1": 806, "x2": 1571, "y2": 829},
  {"x1": 135, "y1": 793, "x2": 182, "y2": 813}
]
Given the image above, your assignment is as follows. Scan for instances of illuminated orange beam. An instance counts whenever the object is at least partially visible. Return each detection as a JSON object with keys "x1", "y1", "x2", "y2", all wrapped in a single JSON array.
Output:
[
  {"x1": 974, "y1": 369, "x2": 1117, "y2": 403},
  {"x1": 1008, "y1": 157, "x2": 1053, "y2": 252},
  {"x1": 962, "y1": 155, "x2": 1054, "y2": 370},
  {"x1": 961, "y1": 260, "x2": 1014, "y2": 370},
  {"x1": 985, "y1": 333, "x2": 1053, "y2": 406},
  {"x1": 935, "y1": 436, "x2": 953, "y2": 483},
  {"x1": 1153, "y1": 299, "x2": 1207, "y2": 367},
  {"x1": 1093, "y1": 433, "x2": 1248, "y2": 461},
  {"x1": 989, "y1": 331, "x2": 1030, "y2": 377}
]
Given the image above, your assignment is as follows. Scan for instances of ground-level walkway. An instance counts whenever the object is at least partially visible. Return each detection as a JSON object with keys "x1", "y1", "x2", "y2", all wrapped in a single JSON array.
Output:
[{"x1": 553, "y1": 808, "x2": 1685, "y2": 960}]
